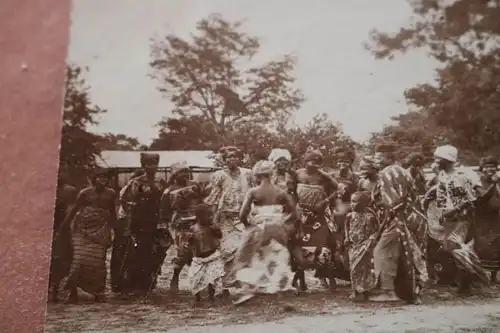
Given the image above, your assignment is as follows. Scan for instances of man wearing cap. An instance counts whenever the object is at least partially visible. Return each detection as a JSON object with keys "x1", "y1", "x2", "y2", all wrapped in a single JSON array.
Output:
[
  {"x1": 159, "y1": 161, "x2": 206, "y2": 292},
  {"x1": 292, "y1": 149, "x2": 339, "y2": 291},
  {"x1": 374, "y1": 142, "x2": 398, "y2": 170},
  {"x1": 119, "y1": 152, "x2": 167, "y2": 297},
  {"x1": 204, "y1": 146, "x2": 254, "y2": 291},
  {"x1": 425, "y1": 145, "x2": 489, "y2": 295},
  {"x1": 110, "y1": 169, "x2": 145, "y2": 293}
]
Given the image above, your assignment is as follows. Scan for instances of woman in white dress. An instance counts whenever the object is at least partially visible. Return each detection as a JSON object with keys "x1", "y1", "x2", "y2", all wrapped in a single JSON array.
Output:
[{"x1": 232, "y1": 160, "x2": 299, "y2": 305}]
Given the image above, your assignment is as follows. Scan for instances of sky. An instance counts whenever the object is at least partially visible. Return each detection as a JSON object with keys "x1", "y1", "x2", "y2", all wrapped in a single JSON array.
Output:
[{"x1": 68, "y1": 0, "x2": 438, "y2": 145}]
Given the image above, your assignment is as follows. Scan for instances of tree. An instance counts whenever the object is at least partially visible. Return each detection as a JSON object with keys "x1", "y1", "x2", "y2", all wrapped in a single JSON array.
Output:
[
  {"x1": 98, "y1": 133, "x2": 142, "y2": 151},
  {"x1": 149, "y1": 14, "x2": 305, "y2": 142},
  {"x1": 221, "y1": 113, "x2": 357, "y2": 168},
  {"x1": 59, "y1": 65, "x2": 106, "y2": 188},
  {"x1": 149, "y1": 115, "x2": 219, "y2": 150},
  {"x1": 367, "y1": 110, "x2": 449, "y2": 164},
  {"x1": 366, "y1": 0, "x2": 500, "y2": 163}
]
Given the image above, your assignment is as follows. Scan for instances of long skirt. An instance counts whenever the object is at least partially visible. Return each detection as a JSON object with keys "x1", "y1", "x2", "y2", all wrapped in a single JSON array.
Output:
[
  {"x1": 188, "y1": 250, "x2": 225, "y2": 296},
  {"x1": 427, "y1": 202, "x2": 489, "y2": 283},
  {"x1": 49, "y1": 224, "x2": 72, "y2": 290},
  {"x1": 349, "y1": 236, "x2": 378, "y2": 293},
  {"x1": 442, "y1": 219, "x2": 489, "y2": 283},
  {"x1": 65, "y1": 233, "x2": 107, "y2": 295},
  {"x1": 373, "y1": 214, "x2": 428, "y2": 303},
  {"x1": 170, "y1": 226, "x2": 194, "y2": 269},
  {"x1": 296, "y1": 208, "x2": 337, "y2": 279},
  {"x1": 233, "y1": 217, "x2": 293, "y2": 294},
  {"x1": 218, "y1": 211, "x2": 245, "y2": 287},
  {"x1": 475, "y1": 212, "x2": 500, "y2": 273},
  {"x1": 122, "y1": 233, "x2": 167, "y2": 293},
  {"x1": 110, "y1": 220, "x2": 128, "y2": 292}
]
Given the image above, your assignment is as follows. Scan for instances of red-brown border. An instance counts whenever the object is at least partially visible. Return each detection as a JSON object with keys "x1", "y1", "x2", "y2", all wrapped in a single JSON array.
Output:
[{"x1": 0, "y1": 0, "x2": 70, "y2": 332}]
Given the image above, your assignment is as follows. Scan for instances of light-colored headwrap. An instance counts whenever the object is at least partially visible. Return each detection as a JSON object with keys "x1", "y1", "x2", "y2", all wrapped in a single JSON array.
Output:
[
  {"x1": 168, "y1": 161, "x2": 190, "y2": 182},
  {"x1": 434, "y1": 145, "x2": 458, "y2": 163},
  {"x1": 220, "y1": 146, "x2": 243, "y2": 160},
  {"x1": 359, "y1": 156, "x2": 377, "y2": 170},
  {"x1": 268, "y1": 149, "x2": 292, "y2": 163},
  {"x1": 252, "y1": 160, "x2": 275, "y2": 176}
]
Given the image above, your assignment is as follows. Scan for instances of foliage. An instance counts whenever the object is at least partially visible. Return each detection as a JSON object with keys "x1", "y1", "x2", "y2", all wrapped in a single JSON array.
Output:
[
  {"x1": 98, "y1": 133, "x2": 142, "y2": 151},
  {"x1": 367, "y1": 110, "x2": 449, "y2": 164},
  {"x1": 366, "y1": 0, "x2": 500, "y2": 163},
  {"x1": 149, "y1": 115, "x2": 219, "y2": 150},
  {"x1": 149, "y1": 14, "x2": 305, "y2": 141},
  {"x1": 150, "y1": 113, "x2": 357, "y2": 169},
  {"x1": 59, "y1": 65, "x2": 106, "y2": 188}
]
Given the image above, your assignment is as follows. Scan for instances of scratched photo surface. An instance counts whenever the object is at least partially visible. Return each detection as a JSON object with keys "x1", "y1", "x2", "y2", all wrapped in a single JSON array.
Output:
[{"x1": 44, "y1": 1, "x2": 500, "y2": 332}]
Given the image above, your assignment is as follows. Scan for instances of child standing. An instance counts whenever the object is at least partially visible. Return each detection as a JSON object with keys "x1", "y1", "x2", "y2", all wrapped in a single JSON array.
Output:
[
  {"x1": 187, "y1": 203, "x2": 225, "y2": 305},
  {"x1": 344, "y1": 191, "x2": 379, "y2": 301}
]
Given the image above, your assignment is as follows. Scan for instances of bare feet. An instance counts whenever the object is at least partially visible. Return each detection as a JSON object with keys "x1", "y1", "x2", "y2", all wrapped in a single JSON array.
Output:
[
  {"x1": 369, "y1": 290, "x2": 400, "y2": 302},
  {"x1": 328, "y1": 278, "x2": 337, "y2": 292},
  {"x1": 319, "y1": 278, "x2": 329, "y2": 290},
  {"x1": 349, "y1": 291, "x2": 368, "y2": 302},
  {"x1": 413, "y1": 295, "x2": 423, "y2": 305}
]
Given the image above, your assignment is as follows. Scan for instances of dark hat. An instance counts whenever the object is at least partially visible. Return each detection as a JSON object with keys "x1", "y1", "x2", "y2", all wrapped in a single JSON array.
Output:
[
  {"x1": 406, "y1": 152, "x2": 425, "y2": 166},
  {"x1": 480, "y1": 155, "x2": 498, "y2": 168},
  {"x1": 375, "y1": 142, "x2": 397, "y2": 153},
  {"x1": 140, "y1": 152, "x2": 160, "y2": 167}
]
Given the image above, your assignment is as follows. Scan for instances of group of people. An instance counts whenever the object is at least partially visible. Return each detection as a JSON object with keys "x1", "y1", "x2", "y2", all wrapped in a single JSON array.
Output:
[{"x1": 47, "y1": 143, "x2": 500, "y2": 307}]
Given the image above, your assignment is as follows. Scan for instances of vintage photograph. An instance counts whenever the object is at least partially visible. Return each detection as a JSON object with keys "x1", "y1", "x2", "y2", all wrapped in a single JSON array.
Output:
[{"x1": 44, "y1": 0, "x2": 500, "y2": 332}]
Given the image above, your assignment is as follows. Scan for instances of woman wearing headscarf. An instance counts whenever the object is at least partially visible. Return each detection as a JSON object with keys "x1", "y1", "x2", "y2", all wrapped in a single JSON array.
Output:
[
  {"x1": 204, "y1": 146, "x2": 254, "y2": 290},
  {"x1": 357, "y1": 156, "x2": 379, "y2": 193},
  {"x1": 292, "y1": 149, "x2": 339, "y2": 292},
  {"x1": 475, "y1": 156, "x2": 500, "y2": 283},
  {"x1": 423, "y1": 145, "x2": 489, "y2": 295},
  {"x1": 328, "y1": 147, "x2": 358, "y2": 283},
  {"x1": 231, "y1": 160, "x2": 298, "y2": 305},
  {"x1": 268, "y1": 148, "x2": 296, "y2": 196},
  {"x1": 60, "y1": 168, "x2": 117, "y2": 303},
  {"x1": 370, "y1": 164, "x2": 428, "y2": 304},
  {"x1": 159, "y1": 161, "x2": 206, "y2": 292},
  {"x1": 119, "y1": 152, "x2": 167, "y2": 297}
]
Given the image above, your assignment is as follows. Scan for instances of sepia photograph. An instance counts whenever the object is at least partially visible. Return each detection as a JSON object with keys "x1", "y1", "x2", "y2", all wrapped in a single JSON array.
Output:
[{"x1": 44, "y1": 0, "x2": 500, "y2": 332}]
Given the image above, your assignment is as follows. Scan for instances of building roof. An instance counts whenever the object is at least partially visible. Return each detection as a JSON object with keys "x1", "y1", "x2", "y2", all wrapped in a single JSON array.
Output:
[{"x1": 97, "y1": 150, "x2": 216, "y2": 169}]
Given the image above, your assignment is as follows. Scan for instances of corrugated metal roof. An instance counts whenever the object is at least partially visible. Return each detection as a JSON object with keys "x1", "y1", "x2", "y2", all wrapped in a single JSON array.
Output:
[{"x1": 97, "y1": 150, "x2": 216, "y2": 169}]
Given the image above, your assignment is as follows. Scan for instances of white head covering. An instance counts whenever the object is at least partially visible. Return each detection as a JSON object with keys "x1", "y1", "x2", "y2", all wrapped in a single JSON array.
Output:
[
  {"x1": 268, "y1": 149, "x2": 292, "y2": 163},
  {"x1": 253, "y1": 160, "x2": 275, "y2": 175},
  {"x1": 434, "y1": 145, "x2": 458, "y2": 163}
]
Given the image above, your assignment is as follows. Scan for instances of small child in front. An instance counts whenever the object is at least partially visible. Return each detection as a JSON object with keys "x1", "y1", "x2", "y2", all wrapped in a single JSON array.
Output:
[
  {"x1": 344, "y1": 191, "x2": 379, "y2": 302},
  {"x1": 186, "y1": 203, "x2": 225, "y2": 305}
]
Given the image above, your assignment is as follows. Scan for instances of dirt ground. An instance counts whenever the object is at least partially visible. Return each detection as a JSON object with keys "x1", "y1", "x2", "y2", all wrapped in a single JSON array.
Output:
[{"x1": 44, "y1": 249, "x2": 500, "y2": 333}]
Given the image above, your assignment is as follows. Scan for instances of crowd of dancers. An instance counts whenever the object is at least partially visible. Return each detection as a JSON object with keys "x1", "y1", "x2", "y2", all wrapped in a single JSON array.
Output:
[{"x1": 48, "y1": 143, "x2": 500, "y2": 306}]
